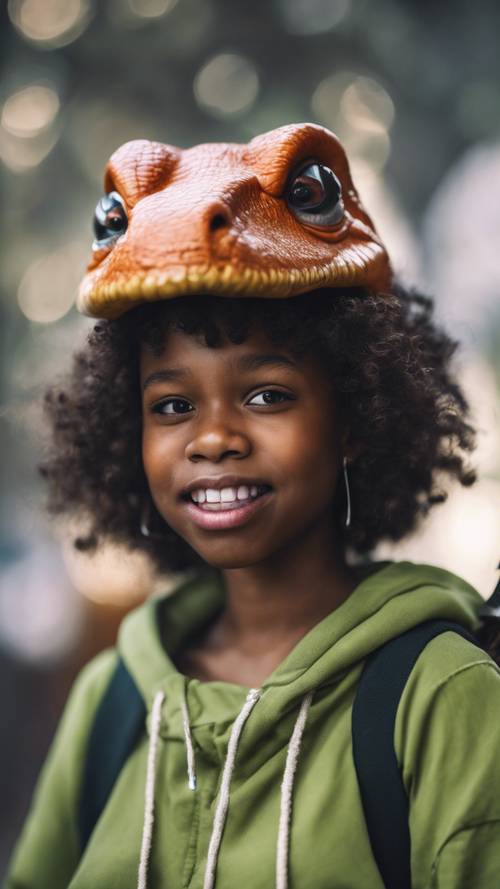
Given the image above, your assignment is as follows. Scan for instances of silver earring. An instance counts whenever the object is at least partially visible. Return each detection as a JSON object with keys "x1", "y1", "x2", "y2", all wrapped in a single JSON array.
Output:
[
  {"x1": 140, "y1": 499, "x2": 153, "y2": 537},
  {"x1": 343, "y1": 456, "x2": 351, "y2": 528},
  {"x1": 140, "y1": 498, "x2": 167, "y2": 539}
]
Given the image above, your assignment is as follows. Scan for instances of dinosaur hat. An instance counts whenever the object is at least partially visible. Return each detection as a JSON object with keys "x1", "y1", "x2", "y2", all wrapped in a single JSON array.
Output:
[{"x1": 77, "y1": 123, "x2": 392, "y2": 319}]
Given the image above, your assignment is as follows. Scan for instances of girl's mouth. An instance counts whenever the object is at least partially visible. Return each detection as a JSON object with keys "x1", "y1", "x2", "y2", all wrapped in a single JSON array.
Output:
[{"x1": 182, "y1": 485, "x2": 273, "y2": 530}]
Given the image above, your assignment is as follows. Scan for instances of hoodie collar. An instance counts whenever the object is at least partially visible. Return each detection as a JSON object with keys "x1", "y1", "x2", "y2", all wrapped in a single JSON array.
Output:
[{"x1": 119, "y1": 560, "x2": 482, "y2": 706}]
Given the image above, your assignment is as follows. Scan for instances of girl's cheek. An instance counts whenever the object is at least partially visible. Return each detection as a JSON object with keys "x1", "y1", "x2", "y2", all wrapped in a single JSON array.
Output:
[
  {"x1": 142, "y1": 435, "x2": 165, "y2": 487},
  {"x1": 143, "y1": 436, "x2": 183, "y2": 500}
]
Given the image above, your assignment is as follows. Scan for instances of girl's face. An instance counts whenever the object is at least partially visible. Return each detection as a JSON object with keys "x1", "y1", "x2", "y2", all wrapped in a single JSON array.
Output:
[{"x1": 140, "y1": 324, "x2": 347, "y2": 569}]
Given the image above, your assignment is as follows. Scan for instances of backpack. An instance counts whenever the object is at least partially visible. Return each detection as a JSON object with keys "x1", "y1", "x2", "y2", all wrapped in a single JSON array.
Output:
[{"x1": 77, "y1": 567, "x2": 500, "y2": 889}]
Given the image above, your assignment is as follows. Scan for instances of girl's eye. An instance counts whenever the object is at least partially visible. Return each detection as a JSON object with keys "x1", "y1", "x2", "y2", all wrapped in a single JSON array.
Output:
[
  {"x1": 151, "y1": 390, "x2": 292, "y2": 415},
  {"x1": 247, "y1": 389, "x2": 292, "y2": 406},
  {"x1": 152, "y1": 398, "x2": 193, "y2": 416}
]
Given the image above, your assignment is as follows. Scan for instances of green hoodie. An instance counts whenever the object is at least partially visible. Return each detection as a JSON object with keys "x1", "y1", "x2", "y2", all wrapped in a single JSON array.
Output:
[{"x1": 6, "y1": 560, "x2": 500, "y2": 889}]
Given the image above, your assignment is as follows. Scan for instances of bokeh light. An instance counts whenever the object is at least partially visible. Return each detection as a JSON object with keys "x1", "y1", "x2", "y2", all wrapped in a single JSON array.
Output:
[
  {"x1": 128, "y1": 0, "x2": 178, "y2": 17},
  {"x1": 0, "y1": 126, "x2": 60, "y2": 172},
  {"x1": 1, "y1": 85, "x2": 60, "y2": 138},
  {"x1": 423, "y1": 140, "x2": 500, "y2": 343},
  {"x1": 311, "y1": 72, "x2": 395, "y2": 171},
  {"x1": 17, "y1": 243, "x2": 86, "y2": 323},
  {"x1": 341, "y1": 76, "x2": 394, "y2": 131},
  {"x1": 194, "y1": 53, "x2": 259, "y2": 118},
  {"x1": 61, "y1": 537, "x2": 158, "y2": 608},
  {"x1": 0, "y1": 82, "x2": 61, "y2": 172},
  {"x1": 276, "y1": 0, "x2": 350, "y2": 35},
  {"x1": 8, "y1": 0, "x2": 93, "y2": 48},
  {"x1": 108, "y1": 0, "x2": 179, "y2": 28},
  {"x1": 0, "y1": 543, "x2": 84, "y2": 663}
]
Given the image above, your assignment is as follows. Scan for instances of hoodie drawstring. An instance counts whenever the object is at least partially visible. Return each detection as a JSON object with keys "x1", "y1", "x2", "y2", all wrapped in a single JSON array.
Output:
[
  {"x1": 137, "y1": 690, "x2": 165, "y2": 889},
  {"x1": 276, "y1": 691, "x2": 313, "y2": 889},
  {"x1": 181, "y1": 680, "x2": 197, "y2": 791},
  {"x1": 138, "y1": 686, "x2": 313, "y2": 889},
  {"x1": 203, "y1": 687, "x2": 262, "y2": 889}
]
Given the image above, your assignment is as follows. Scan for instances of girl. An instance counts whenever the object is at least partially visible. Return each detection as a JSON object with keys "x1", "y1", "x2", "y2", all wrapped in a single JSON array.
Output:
[{"x1": 6, "y1": 125, "x2": 500, "y2": 889}]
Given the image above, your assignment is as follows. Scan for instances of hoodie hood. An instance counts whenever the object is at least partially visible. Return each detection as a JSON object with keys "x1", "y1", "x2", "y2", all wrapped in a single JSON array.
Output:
[
  {"x1": 119, "y1": 559, "x2": 482, "y2": 714},
  {"x1": 117, "y1": 559, "x2": 483, "y2": 889}
]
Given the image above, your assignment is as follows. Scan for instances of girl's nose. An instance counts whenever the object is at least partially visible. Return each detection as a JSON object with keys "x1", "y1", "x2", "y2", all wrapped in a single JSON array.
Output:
[{"x1": 185, "y1": 424, "x2": 251, "y2": 462}]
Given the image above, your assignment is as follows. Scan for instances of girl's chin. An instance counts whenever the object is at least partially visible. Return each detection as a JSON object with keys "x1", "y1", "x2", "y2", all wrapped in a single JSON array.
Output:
[
  {"x1": 188, "y1": 540, "x2": 272, "y2": 570},
  {"x1": 181, "y1": 535, "x2": 280, "y2": 571}
]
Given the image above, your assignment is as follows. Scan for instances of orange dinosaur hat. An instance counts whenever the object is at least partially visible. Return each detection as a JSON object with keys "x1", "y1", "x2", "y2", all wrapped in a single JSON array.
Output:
[{"x1": 77, "y1": 123, "x2": 393, "y2": 320}]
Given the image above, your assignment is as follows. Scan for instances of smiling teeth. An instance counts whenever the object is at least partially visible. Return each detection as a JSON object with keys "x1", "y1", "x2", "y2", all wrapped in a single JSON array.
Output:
[{"x1": 191, "y1": 484, "x2": 261, "y2": 506}]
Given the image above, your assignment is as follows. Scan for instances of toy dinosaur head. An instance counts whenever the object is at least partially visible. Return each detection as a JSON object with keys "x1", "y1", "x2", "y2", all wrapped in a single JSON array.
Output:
[{"x1": 77, "y1": 122, "x2": 392, "y2": 319}]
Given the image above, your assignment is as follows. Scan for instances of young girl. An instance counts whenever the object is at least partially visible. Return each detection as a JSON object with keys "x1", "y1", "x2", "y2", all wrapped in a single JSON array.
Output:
[{"x1": 6, "y1": 124, "x2": 500, "y2": 889}]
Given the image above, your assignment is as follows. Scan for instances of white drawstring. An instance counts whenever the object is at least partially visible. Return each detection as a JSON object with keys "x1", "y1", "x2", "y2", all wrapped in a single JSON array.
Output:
[
  {"x1": 136, "y1": 686, "x2": 313, "y2": 889},
  {"x1": 137, "y1": 690, "x2": 165, "y2": 889},
  {"x1": 181, "y1": 680, "x2": 197, "y2": 790},
  {"x1": 276, "y1": 691, "x2": 313, "y2": 889},
  {"x1": 203, "y1": 687, "x2": 262, "y2": 889}
]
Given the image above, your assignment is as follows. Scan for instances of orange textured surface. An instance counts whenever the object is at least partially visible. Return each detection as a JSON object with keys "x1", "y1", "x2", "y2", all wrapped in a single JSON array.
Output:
[{"x1": 77, "y1": 123, "x2": 393, "y2": 319}]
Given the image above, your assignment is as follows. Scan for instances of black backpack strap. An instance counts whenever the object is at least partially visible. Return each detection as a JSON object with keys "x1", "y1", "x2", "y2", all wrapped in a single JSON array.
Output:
[
  {"x1": 351, "y1": 619, "x2": 475, "y2": 889},
  {"x1": 78, "y1": 656, "x2": 146, "y2": 853}
]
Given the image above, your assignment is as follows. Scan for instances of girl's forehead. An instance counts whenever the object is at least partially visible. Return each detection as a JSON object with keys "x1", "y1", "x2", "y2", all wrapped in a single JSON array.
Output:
[
  {"x1": 139, "y1": 321, "x2": 330, "y2": 387},
  {"x1": 140, "y1": 323, "x2": 295, "y2": 365}
]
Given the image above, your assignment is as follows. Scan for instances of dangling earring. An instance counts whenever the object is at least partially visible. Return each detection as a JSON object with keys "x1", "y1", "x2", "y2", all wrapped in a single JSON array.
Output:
[
  {"x1": 343, "y1": 456, "x2": 352, "y2": 528},
  {"x1": 140, "y1": 497, "x2": 168, "y2": 539}
]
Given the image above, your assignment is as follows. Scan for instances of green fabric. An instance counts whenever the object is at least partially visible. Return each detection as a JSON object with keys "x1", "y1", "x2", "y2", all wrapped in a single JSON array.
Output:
[{"x1": 6, "y1": 560, "x2": 500, "y2": 889}]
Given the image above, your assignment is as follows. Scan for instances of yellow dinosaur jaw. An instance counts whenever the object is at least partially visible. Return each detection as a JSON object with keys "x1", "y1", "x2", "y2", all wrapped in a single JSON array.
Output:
[{"x1": 78, "y1": 243, "x2": 389, "y2": 320}]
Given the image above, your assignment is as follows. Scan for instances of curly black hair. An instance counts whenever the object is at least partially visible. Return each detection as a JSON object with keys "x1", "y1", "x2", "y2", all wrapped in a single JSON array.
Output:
[{"x1": 38, "y1": 285, "x2": 477, "y2": 575}]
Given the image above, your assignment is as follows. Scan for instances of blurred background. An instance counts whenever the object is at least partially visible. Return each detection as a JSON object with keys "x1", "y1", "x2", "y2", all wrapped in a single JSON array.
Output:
[{"x1": 1, "y1": 0, "x2": 499, "y2": 872}]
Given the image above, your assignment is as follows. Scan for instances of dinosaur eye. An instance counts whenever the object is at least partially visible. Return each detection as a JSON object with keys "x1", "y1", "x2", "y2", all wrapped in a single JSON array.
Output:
[
  {"x1": 286, "y1": 162, "x2": 344, "y2": 227},
  {"x1": 93, "y1": 191, "x2": 128, "y2": 245}
]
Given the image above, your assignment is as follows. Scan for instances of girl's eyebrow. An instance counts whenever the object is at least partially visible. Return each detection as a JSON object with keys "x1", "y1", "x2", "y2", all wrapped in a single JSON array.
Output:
[{"x1": 142, "y1": 353, "x2": 298, "y2": 392}]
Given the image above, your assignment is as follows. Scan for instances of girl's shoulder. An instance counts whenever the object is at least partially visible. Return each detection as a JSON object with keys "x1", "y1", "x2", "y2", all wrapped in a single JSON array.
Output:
[
  {"x1": 55, "y1": 647, "x2": 120, "y2": 758},
  {"x1": 395, "y1": 628, "x2": 500, "y2": 766},
  {"x1": 5, "y1": 648, "x2": 120, "y2": 889},
  {"x1": 403, "y1": 626, "x2": 499, "y2": 697},
  {"x1": 71, "y1": 646, "x2": 119, "y2": 703},
  {"x1": 391, "y1": 630, "x2": 500, "y2": 884}
]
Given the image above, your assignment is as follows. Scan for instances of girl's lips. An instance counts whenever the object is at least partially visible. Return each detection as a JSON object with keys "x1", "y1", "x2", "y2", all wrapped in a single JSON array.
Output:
[{"x1": 182, "y1": 489, "x2": 273, "y2": 530}]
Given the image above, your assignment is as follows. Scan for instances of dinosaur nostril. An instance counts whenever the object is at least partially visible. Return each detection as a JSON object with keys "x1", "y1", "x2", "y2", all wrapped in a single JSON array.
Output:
[{"x1": 209, "y1": 212, "x2": 229, "y2": 232}]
